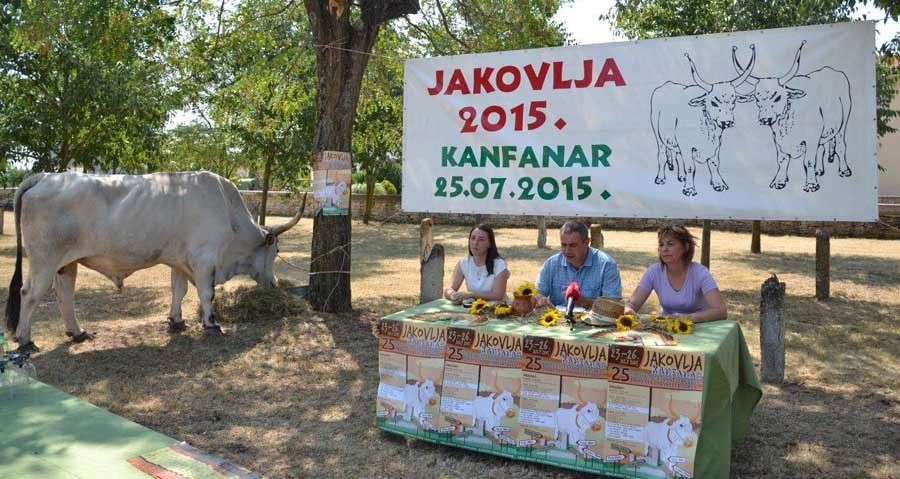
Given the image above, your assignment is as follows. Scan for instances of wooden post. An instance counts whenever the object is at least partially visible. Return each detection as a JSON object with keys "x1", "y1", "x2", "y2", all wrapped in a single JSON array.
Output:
[
  {"x1": 0, "y1": 210, "x2": 4, "y2": 235},
  {"x1": 815, "y1": 229, "x2": 830, "y2": 301},
  {"x1": 751, "y1": 220, "x2": 761, "y2": 254},
  {"x1": 759, "y1": 274, "x2": 786, "y2": 384},
  {"x1": 701, "y1": 220, "x2": 711, "y2": 269},
  {"x1": 420, "y1": 218, "x2": 444, "y2": 304},
  {"x1": 589, "y1": 224, "x2": 604, "y2": 249},
  {"x1": 537, "y1": 217, "x2": 547, "y2": 248}
]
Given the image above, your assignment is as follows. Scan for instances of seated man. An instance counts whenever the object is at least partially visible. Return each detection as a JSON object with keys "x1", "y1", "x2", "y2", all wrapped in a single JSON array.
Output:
[{"x1": 535, "y1": 221, "x2": 622, "y2": 308}]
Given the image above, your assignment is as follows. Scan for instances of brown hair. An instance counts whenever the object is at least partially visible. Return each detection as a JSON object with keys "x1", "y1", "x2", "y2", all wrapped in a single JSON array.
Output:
[{"x1": 657, "y1": 224, "x2": 696, "y2": 264}]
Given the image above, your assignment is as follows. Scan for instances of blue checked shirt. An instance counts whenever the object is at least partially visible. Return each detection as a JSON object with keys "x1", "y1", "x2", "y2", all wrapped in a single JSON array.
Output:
[{"x1": 535, "y1": 248, "x2": 622, "y2": 306}]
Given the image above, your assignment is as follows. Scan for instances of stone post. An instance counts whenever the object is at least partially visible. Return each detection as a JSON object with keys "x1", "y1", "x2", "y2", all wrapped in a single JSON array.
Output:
[
  {"x1": 760, "y1": 274, "x2": 786, "y2": 384},
  {"x1": 815, "y1": 229, "x2": 830, "y2": 301},
  {"x1": 590, "y1": 224, "x2": 604, "y2": 249},
  {"x1": 420, "y1": 218, "x2": 444, "y2": 304}
]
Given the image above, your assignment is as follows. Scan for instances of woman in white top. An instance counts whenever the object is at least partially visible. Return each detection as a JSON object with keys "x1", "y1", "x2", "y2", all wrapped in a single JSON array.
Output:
[{"x1": 445, "y1": 224, "x2": 510, "y2": 304}]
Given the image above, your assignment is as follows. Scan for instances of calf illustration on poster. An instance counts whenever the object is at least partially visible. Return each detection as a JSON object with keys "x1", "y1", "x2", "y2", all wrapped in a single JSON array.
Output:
[
  {"x1": 650, "y1": 46, "x2": 756, "y2": 197},
  {"x1": 732, "y1": 41, "x2": 853, "y2": 192}
]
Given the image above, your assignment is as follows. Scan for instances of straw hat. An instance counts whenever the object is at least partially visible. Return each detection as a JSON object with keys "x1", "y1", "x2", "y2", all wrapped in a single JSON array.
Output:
[{"x1": 583, "y1": 298, "x2": 625, "y2": 325}]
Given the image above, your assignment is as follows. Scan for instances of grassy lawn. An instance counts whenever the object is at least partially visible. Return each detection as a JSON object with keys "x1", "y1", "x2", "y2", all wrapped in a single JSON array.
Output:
[{"x1": 2, "y1": 212, "x2": 898, "y2": 478}]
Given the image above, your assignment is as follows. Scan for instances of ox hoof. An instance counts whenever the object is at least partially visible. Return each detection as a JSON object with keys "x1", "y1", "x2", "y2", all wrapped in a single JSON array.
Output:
[
  {"x1": 203, "y1": 324, "x2": 225, "y2": 336},
  {"x1": 816, "y1": 168, "x2": 825, "y2": 177},
  {"x1": 803, "y1": 183, "x2": 820, "y2": 193},
  {"x1": 770, "y1": 181, "x2": 787, "y2": 190},
  {"x1": 16, "y1": 342, "x2": 40, "y2": 353},
  {"x1": 840, "y1": 168, "x2": 852, "y2": 177},
  {"x1": 167, "y1": 317, "x2": 188, "y2": 333},
  {"x1": 712, "y1": 184, "x2": 726, "y2": 192},
  {"x1": 681, "y1": 188, "x2": 697, "y2": 197},
  {"x1": 66, "y1": 331, "x2": 95, "y2": 343},
  {"x1": 654, "y1": 177, "x2": 665, "y2": 185}
]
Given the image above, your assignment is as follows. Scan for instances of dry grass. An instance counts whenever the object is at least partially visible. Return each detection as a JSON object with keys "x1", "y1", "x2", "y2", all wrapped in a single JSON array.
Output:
[{"x1": 1, "y1": 213, "x2": 898, "y2": 478}]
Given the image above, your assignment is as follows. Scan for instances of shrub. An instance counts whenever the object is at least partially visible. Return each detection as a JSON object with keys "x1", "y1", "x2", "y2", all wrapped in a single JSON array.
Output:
[
  {"x1": 351, "y1": 183, "x2": 367, "y2": 194},
  {"x1": 380, "y1": 179, "x2": 398, "y2": 195}
]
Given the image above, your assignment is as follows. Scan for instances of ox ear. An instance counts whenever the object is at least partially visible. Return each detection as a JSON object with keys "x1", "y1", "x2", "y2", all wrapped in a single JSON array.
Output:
[
  {"x1": 786, "y1": 86, "x2": 806, "y2": 100},
  {"x1": 688, "y1": 93, "x2": 706, "y2": 107},
  {"x1": 265, "y1": 233, "x2": 275, "y2": 246}
]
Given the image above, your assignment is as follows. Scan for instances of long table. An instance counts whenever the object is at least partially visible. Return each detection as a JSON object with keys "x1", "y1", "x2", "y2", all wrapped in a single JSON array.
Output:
[{"x1": 375, "y1": 299, "x2": 761, "y2": 478}]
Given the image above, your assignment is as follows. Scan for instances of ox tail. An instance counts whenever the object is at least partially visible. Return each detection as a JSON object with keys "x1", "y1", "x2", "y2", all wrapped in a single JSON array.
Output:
[{"x1": 5, "y1": 174, "x2": 42, "y2": 336}]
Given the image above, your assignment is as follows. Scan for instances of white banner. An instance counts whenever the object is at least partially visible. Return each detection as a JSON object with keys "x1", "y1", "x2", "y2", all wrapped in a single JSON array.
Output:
[{"x1": 402, "y1": 22, "x2": 877, "y2": 221}]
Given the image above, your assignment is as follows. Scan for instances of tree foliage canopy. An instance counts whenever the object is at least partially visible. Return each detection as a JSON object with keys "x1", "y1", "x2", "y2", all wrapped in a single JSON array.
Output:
[{"x1": 0, "y1": 0, "x2": 177, "y2": 172}]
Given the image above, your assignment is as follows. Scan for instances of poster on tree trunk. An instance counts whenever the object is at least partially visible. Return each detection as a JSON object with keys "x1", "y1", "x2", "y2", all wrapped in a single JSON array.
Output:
[{"x1": 312, "y1": 150, "x2": 351, "y2": 216}]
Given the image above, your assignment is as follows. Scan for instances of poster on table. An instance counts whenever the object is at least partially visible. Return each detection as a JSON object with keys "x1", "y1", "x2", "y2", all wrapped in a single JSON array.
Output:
[
  {"x1": 605, "y1": 344, "x2": 705, "y2": 478},
  {"x1": 437, "y1": 327, "x2": 523, "y2": 450},
  {"x1": 376, "y1": 319, "x2": 447, "y2": 432},
  {"x1": 402, "y1": 22, "x2": 877, "y2": 221},
  {"x1": 518, "y1": 336, "x2": 609, "y2": 467},
  {"x1": 312, "y1": 150, "x2": 351, "y2": 216}
]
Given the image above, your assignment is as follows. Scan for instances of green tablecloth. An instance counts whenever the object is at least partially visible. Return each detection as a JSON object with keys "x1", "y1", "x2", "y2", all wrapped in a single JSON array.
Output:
[
  {"x1": 0, "y1": 379, "x2": 177, "y2": 478},
  {"x1": 377, "y1": 299, "x2": 762, "y2": 478}
]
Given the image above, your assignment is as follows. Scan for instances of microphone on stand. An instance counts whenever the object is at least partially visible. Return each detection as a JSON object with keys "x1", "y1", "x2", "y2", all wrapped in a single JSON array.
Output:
[{"x1": 564, "y1": 282, "x2": 581, "y2": 330}]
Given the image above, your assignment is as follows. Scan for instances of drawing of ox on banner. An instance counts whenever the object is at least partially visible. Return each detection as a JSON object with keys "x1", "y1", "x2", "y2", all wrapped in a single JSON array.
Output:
[
  {"x1": 402, "y1": 360, "x2": 443, "y2": 429},
  {"x1": 472, "y1": 369, "x2": 518, "y2": 443},
  {"x1": 554, "y1": 382, "x2": 605, "y2": 456},
  {"x1": 650, "y1": 45, "x2": 756, "y2": 197},
  {"x1": 734, "y1": 41, "x2": 852, "y2": 192},
  {"x1": 642, "y1": 395, "x2": 701, "y2": 475}
]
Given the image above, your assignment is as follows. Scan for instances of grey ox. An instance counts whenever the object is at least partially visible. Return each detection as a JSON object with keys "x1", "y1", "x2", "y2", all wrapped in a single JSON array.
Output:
[
  {"x1": 4, "y1": 171, "x2": 306, "y2": 352},
  {"x1": 733, "y1": 41, "x2": 852, "y2": 192},
  {"x1": 651, "y1": 45, "x2": 756, "y2": 196}
]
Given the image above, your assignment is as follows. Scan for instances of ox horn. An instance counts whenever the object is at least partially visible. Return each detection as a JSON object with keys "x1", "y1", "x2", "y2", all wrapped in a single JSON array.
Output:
[
  {"x1": 730, "y1": 44, "x2": 756, "y2": 86},
  {"x1": 689, "y1": 400, "x2": 701, "y2": 424},
  {"x1": 268, "y1": 192, "x2": 308, "y2": 237},
  {"x1": 779, "y1": 40, "x2": 806, "y2": 85},
  {"x1": 415, "y1": 361, "x2": 425, "y2": 386},
  {"x1": 684, "y1": 53, "x2": 712, "y2": 93}
]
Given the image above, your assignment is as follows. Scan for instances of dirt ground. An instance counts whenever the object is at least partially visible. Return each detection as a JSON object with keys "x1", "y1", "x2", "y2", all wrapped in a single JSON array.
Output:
[{"x1": 1, "y1": 213, "x2": 898, "y2": 478}]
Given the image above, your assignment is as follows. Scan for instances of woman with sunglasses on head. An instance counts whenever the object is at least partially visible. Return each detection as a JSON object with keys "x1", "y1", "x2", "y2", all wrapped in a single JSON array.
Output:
[
  {"x1": 623, "y1": 225, "x2": 727, "y2": 322},
  {"x1": 445, "y1": 224, "x2": 511, "y2": 304}
]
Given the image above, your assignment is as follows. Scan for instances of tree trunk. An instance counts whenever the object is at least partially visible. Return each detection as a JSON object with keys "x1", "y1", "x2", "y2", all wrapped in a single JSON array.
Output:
[
  {"x1": 259, "y1": 154, "x2": 273, "y2": 226},
  {"x1": 305, "y1": 0, "x2": 379, "y2": 313},
  {"x1": 364, "y1": 173, "x2": 376, "y2": 225}
]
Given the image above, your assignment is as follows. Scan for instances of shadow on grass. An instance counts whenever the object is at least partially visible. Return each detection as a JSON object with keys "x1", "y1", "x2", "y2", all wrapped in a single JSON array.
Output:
[
  {"x1": 733, "y1": 251, "x2": 900, "y2": 285},
  {"x1": 734, "y1": 380, "x2": 899, "y2": 478}
]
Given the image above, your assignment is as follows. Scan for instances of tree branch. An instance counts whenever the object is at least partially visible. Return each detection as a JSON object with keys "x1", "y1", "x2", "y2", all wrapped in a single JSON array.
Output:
[{"x1": 434, "y1": 0, "x2": 472, "y2": 52}]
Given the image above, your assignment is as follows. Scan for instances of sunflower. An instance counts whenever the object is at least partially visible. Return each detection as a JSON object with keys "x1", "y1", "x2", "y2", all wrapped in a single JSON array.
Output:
[
  {"x1": 469, "y1": 298, "x2": 491, "y2": 315},
  {"x1": 538, "y1": 309, "x2": 562, "y2": 327},
  {"x1": 493, "y1": 303, "x2": 512, "y2": 317},
  {"x1": 615, "y1": 313, "x2": 638, "y2": 331},
  {"x1": 669, "y1": 318, "x2": 694, "y2": 334},
  {"x1": 515, "y1": 281, "x2": 537, "y2": 297}
]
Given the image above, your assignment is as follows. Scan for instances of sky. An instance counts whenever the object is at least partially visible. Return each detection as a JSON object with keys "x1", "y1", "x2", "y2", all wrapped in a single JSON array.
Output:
[{"x1": 554, "y1": 0, "x2": 900, "y2": 46}]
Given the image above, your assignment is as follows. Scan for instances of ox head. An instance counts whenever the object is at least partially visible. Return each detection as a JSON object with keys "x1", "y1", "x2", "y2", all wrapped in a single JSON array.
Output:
[
  {"x1": 574, "y1": 382, "x2": 603, "y2": 431},
  {"x1": 487, "y1": 372, "x2": 517, "y2": 418},
  {"x1": 251, "y1": 193, "x2": 307, "y2": 288},
  {"x1": 665, "y1": 395, "x2": 700, "y2": 448},
  {"x1": 416, "y1": 361, "x2": 440, "y2": 406},
  {"x1": 733, "y1": 41, "x2": 807, "y2": 126},
  {"x1": 685, "y1": 45, "x2": 756, "y2": 129}
]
